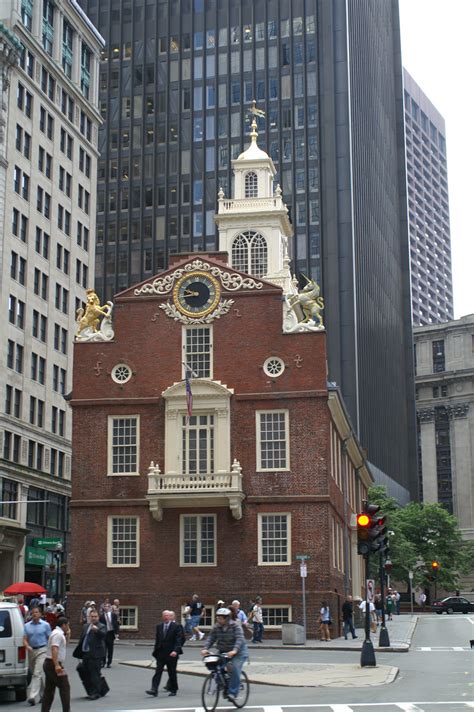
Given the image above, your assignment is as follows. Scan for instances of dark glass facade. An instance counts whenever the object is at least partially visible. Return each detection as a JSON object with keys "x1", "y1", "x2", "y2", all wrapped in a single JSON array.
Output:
[
  {"x1": 80, "y1": 0, "x2": 416, "y2": 498},
  {"x1": 81, "y1": 0, "x2": 321, "y2": 296}
]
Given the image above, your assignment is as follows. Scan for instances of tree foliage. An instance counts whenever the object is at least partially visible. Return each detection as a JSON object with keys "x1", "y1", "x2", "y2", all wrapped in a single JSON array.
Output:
[{"x1": 367, "y1": 485, "x2": 474, "y2": 590}]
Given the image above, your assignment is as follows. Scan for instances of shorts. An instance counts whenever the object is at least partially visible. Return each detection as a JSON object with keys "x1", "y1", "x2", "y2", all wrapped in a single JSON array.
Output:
[{"x1": 190, "y1": 614, "x2": 201, "y2": 627}]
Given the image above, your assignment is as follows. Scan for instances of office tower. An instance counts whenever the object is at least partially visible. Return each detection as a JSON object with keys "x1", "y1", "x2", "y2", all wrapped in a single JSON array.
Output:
[
  {"x1": 404, "y1": 69, "x2": 453, "y2": 326},
  {"x1": 0, "y1": 0, "x2": 102, "y2": 590},
  {"x1": 414, "y1": 316, "x2": 474, "y2": 544},
  {"x1": 80, "y1": 0, "x2": 416, "y2": 500}
]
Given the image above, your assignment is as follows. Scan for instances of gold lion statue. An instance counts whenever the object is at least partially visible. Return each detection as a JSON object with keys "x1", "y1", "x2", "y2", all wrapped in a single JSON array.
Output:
[{"x1": 76, "y1": 289, "x2": 112, "y2": 335}]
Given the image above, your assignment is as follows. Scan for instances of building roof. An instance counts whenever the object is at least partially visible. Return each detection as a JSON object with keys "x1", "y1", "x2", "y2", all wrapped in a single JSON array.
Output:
[{"x1": 237, "y1": 119, "x2": 271, "y2": 162}]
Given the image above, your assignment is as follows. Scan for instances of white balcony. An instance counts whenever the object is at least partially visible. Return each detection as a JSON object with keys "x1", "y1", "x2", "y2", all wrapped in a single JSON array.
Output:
[
  {"x1": 146, "y1": 459, "x2": 245, "y2": 521},
  {"x1": 218, "y1": 195, "x2": 286, "y2": 214}
]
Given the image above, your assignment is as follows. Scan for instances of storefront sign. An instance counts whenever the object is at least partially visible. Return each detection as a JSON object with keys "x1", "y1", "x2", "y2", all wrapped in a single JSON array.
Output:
[
  {"x1": 33, "y1": 537, "x2": 63, "y2": 548},
  {"x1": 25, "y1": 546, "x2": 47, "y2": 566}
]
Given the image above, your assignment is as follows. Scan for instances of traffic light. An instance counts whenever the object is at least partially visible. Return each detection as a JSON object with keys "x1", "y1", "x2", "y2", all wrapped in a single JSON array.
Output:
[
  {"x1": 431, "y1": 561, "x2": 440, "y2": 577},
  {"x1": 357, "y1": 503, "x2": 386, "y2": 556}
]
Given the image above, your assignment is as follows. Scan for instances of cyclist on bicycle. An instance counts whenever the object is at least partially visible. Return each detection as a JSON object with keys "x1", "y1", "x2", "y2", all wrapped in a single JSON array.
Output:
[{"x1": 201, "y1": 607, "x2": 248, "y2": 703}]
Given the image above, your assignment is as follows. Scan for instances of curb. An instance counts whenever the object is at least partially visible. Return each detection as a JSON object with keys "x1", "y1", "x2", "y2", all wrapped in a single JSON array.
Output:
[
  {"x1": 120, "y1": 661, "x2": 400, "y2": 688},
  {"x1": 113, "y1": 641, "x2": 409, "y2": 653}
]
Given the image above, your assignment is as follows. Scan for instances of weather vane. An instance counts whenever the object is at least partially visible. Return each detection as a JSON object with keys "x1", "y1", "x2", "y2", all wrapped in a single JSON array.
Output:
[{"x1": 248, "y1": 99, "x2": 266, "y2": 122}]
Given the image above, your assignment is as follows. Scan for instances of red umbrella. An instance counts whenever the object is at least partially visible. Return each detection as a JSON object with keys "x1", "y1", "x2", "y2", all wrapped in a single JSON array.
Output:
[{"x1": 3, "y1": 582, "x2": 46, "y2": 595}]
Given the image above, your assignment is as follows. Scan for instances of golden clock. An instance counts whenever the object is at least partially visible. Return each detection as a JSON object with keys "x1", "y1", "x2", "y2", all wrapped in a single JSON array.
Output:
[{"x1": 172, "y1": 271, "x2": 221, "y2": 318}]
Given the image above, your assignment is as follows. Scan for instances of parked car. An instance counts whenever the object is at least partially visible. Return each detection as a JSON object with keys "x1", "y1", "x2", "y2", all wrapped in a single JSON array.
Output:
[
  {"x1": 0, "y1": 601, "x2": 27, "y2": 701},
  {"x1": 431, "y1": 596, "x2": 474, "y2": 614}
]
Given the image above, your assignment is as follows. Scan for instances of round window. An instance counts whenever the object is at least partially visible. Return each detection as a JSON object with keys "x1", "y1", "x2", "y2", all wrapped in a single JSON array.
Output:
[
  {"x1": 263, "y1": 357, "x2": 285, "y2": 378},
  {"x1": 111, "y1": 363, "x2": 132, "y2": 384}
]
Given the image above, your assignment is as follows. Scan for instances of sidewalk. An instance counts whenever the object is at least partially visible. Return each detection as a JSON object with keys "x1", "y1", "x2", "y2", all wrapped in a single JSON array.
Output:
[
  {"x1": 115, "y1": 614, "x2": 417, "y2": 654},
  {"x1": 121, "y1": 658, "x2": 399, "y2": 688}
]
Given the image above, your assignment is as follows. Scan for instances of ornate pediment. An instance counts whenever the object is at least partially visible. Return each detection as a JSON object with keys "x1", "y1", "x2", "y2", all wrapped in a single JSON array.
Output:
[{"x1": 133, "y1": 259, "x2": 265, "y2": 297}]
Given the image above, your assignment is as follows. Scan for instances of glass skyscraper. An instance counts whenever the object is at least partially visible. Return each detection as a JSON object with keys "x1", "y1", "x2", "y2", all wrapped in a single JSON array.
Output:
[{"x1": 80, "y1": 0, "x2": 417, "y2": 500}]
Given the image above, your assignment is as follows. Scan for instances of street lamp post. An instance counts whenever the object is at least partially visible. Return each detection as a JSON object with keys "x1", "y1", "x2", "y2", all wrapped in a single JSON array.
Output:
[
  {"x1": 54, "y1": 543, "x2": 63, "y2": 599},
  {"x1": 378, "y1": 552, "x2": 390, "y2": 647}
]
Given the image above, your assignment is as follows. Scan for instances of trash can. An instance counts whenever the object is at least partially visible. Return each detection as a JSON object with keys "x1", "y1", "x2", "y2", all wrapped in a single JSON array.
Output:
[{"x1": 282, "y1": 623, "x2": 305, "y2": 645}]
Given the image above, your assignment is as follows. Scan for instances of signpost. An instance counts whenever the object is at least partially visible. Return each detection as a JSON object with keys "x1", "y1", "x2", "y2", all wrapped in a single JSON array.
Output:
[
  {"x1": 408, "y1": 570, "x2": 414, "y2": 614},
  {"x1": 296, "y1": 554, "x2": 310, "y2": 642}
]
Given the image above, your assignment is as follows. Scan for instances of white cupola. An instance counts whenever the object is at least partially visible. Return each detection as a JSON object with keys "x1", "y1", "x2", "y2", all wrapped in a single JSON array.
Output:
[{"x1": 215, "y1": 115, "x2": 294, "y2": 294}]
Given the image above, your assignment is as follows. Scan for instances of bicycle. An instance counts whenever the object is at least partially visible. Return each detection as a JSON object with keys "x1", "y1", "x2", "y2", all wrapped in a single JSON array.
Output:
[{"x1": 201, "y1": 653, "x2": 250, "y2": 711}]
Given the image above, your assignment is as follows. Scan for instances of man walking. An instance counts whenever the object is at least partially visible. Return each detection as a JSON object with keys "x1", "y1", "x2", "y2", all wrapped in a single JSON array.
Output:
[
  {"x1": 23, "y1": 605, "x2": 52, "y2": 705},
  {"x1": 99, "y1": 603, "x2": 120, "y2": 667},
  {"x1": 187, "y1": 593, "x2": 205, "y2": 641},
  {"x1": 77, "y1": 609, "x2": 106, "y2": 700},
  {"x1": 250, "y1": 596, "x2": 264, "y2": 643},
  {"x1": 146, "y1": 610, "x2": 185, "y2": 698},
  {"x1": 41, "y1": 616, "x2": 70, "y2": 712},
  {"x1": 341, "y1": 595, "x2": 358, "y2": 640},
  {"x1": 201, "y1": 607, "x2": 247, "y2": 704}
]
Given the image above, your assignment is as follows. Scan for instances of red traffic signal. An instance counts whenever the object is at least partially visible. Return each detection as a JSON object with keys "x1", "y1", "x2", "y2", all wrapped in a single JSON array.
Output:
[{"x1": 431, "y1": 561, "x2": 440, "y2": 570}]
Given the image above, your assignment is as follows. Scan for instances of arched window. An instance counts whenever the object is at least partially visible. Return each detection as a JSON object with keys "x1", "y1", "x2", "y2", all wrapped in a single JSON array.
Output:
[
  {"x1": 231, "y1": 231, "x2": 267, "y2": 277},
  {"x1": 231, "y1": 234, "x2": 249, "y2": 273},
  {"x1": 244, "y1": 171, "x2": 258, "y2": 198},
  {"x1": 250, "y1": 233, "x2": 267, "y2": 277}
]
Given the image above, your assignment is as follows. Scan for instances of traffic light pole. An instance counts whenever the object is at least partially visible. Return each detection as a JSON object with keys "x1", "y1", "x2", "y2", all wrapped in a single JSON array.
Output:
[
  {"x1": 378, "y1": 550, "x2": 390, "y2": 647},
  {"x1": 360, "y1": 554, "x2": 376, "y2": 667}
]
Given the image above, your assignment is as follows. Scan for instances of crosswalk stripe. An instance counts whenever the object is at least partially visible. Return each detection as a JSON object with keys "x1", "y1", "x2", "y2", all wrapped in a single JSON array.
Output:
[{"x1": 109, "y1": 704, "x2": 474, "y2": 712}]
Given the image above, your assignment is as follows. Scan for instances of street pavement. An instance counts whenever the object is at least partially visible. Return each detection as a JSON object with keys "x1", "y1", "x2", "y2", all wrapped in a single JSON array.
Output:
[{"x1": 0, "y1": 614, "x2": 472, "y2": 710}]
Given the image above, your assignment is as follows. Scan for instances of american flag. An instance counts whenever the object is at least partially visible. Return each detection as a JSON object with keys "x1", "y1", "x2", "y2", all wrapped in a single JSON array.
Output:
[{"x1": 183, "y1": 363, "x2": 197, "y2": 421}]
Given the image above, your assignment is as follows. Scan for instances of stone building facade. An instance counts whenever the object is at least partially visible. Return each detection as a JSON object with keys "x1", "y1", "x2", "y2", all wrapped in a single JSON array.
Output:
[
  {"x1": 0, "y1": 0, "x2": 103, "y2": 592},
  {"x1": 69, "y1": 129, "x2": 372, "y2": 637},
  {"x1": 414, "y1": 315, "x2": 474, "y2": 542}
]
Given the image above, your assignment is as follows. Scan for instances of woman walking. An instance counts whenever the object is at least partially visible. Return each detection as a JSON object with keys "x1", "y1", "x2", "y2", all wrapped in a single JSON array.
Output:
[{"x1": 319, "y1": 601, "x2": 331, "y2": 641}]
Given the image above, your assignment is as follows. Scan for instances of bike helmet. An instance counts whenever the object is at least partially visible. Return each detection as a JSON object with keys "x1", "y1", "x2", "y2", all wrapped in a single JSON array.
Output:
[{"x1": 216, "y1": 607, "x2": 231, "y2": 616}]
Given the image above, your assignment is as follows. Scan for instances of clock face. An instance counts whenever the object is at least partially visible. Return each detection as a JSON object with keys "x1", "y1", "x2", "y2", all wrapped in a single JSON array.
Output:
[{"x1": 173, "y1": 271, "x2": 221, "y2": 317}]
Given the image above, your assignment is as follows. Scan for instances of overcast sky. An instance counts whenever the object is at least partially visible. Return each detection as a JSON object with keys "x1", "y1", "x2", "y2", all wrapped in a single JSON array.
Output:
[{"x1": 399, "y1": 0, "x2": 474, "y2": 319}]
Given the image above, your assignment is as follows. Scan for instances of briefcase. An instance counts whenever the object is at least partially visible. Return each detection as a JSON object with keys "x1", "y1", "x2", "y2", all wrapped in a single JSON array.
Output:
[
  {"x1": 99, "y1": 676, "x2": 109, "y2": 697},
  {"x1": 76, "y1": 662, "x2": 92, "y2": 696}
]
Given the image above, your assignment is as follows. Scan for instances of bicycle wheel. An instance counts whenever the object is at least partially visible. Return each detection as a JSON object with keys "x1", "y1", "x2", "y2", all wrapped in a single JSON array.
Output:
[
  {"x1": 201, "y1": 672, "x2": 220, "y2": 712},
  {"x1": 230, "y1": 670, "x2": 250, "y2": 708}
]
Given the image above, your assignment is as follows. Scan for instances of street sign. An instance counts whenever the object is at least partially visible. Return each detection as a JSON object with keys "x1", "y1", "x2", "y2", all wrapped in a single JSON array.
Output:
[
  {"x1": 296, "y1": 554, "x2": 310, "y2": 560},
  {"x1": 25, "y1": 546, "x2": 47, "y2": 566},
  {"x1": 408, "y1": 570, "x2": 414, "y2": 580},
  {"x1": 33, "y1": 537, "x2": 63, "y2": 548},
  {"x1": 300, "y1": 563, "x2": 307, "y2": 578}
]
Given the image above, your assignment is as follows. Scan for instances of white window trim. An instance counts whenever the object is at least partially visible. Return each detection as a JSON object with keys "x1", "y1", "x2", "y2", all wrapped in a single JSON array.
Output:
[
  {"x1": 107, "y1": 515, "x2": 140, "y2": 568},
  {"x1": 256, "y1": 409, "x2": 290, "y2": 472},
  {"x1": 180, "y1": 513, "x2": 217, "y2": 567},
  {"x1": 182, "y1": 325, "x2": 213, "y2": 379},
  {"x1": 257, "y1": 512, "x2": 292, "y2": 566},
  {"x1": 120, "y1": 606, "x2": 138, "y2": 630},
  {"x1": 107, "y1": 414, "x2": 140, "y2": 476},
  {"x1": 162, "y1": 380, "x2": 232, "y2": 477},
  {"x1": 262, "y1": 604, "x2": 293, "y2": 629}
]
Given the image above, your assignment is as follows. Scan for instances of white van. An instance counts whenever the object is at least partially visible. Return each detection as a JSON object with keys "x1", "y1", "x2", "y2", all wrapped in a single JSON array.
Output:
[{"x1": 0, "y1": 602, "x2": 27, "y2": 701}]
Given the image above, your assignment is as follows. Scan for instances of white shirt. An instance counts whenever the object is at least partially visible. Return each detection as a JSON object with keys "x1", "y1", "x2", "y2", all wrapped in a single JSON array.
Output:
[
  {"x1": 359, "y1": 601, "x2": 375, "y2": 613},
  {"x1": 252, "y1": 604, "x2": 263, "y2": 624},
  {"x1": 46, "y1": 627, "x2": 67, "y2": 663},
  {"x1": 105, "y1": 612, "x2": 113, "y2": 631}
]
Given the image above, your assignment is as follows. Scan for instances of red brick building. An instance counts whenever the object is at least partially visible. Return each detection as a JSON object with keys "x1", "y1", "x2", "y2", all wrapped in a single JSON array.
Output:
[{"x1": 69, "y1": 126, "x2": 372, "y2": 637}]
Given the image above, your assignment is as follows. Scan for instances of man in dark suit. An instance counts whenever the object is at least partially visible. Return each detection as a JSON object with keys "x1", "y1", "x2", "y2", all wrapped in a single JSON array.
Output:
[
  {"x1": 146, "y1": 609, "x2": 184, "y2": 698},
  {"x1": 99, "y1": 603, "x2": 120, "y2": 667},
  {"x1": 78, "y1": 609, "x2": 106, "y2": 700}
]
